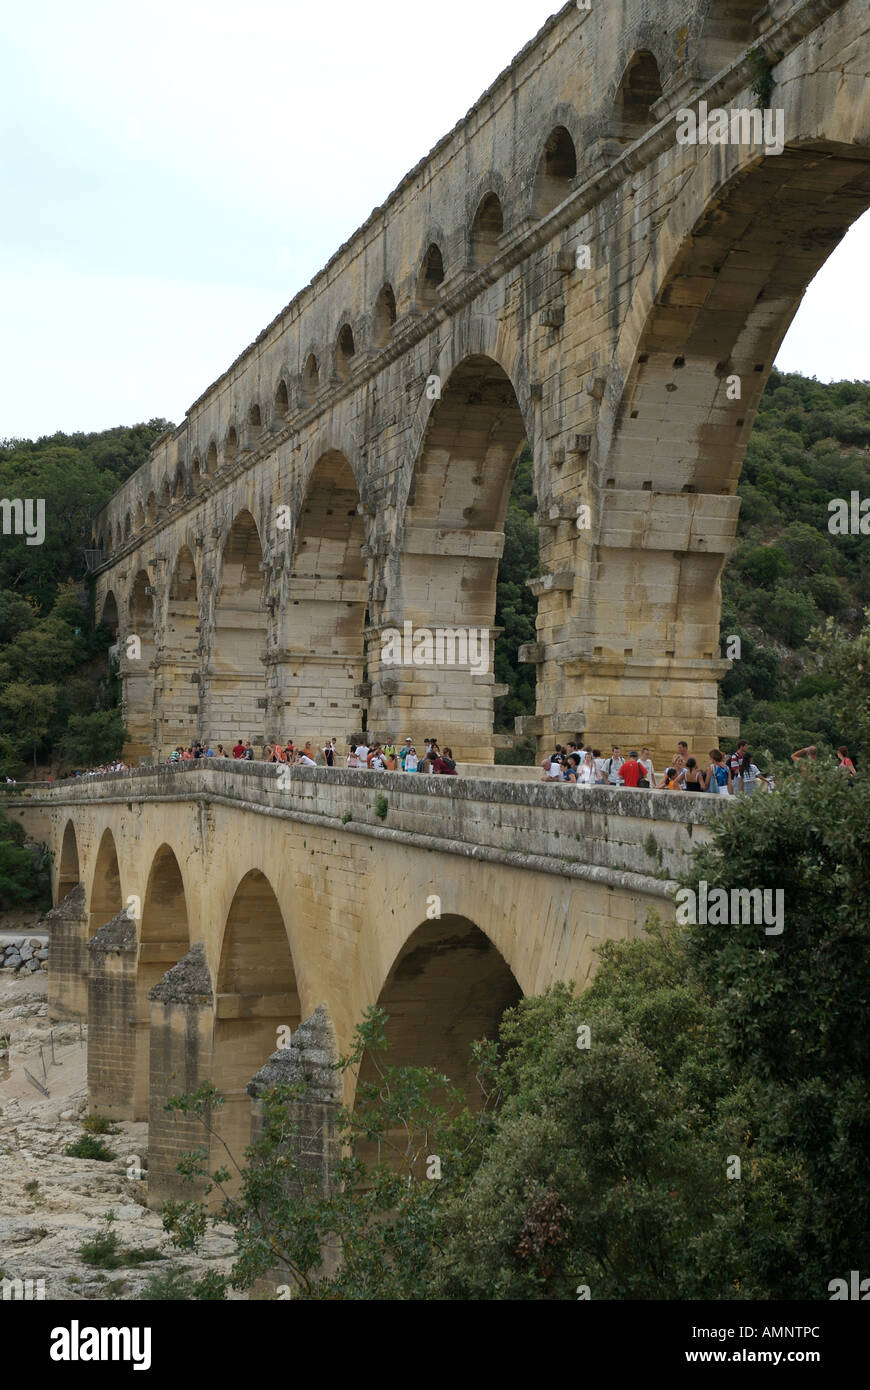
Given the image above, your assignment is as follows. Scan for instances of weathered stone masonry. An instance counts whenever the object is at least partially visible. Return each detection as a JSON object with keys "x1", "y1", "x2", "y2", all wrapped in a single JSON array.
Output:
[
  {"x1": 88, "y1": 0, "x2": 870, "y2": 764},
  {"x1": 16, "y1": 762, "x2": 724, "y2": 1202}
]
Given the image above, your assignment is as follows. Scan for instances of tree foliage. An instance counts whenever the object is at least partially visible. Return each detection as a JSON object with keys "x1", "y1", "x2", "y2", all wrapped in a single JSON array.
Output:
[
  {"x1": 159, "y1": 761, "x2": 868, "y2": 1300},
  {"x1": 0, "y1": 421, "x2": 169, "y2": 775}
]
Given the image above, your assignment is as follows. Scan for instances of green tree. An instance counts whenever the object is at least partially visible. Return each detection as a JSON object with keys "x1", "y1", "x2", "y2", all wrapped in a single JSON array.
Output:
[{"x1": 61, "y1": 710, "x2": 128, "y2": 769}]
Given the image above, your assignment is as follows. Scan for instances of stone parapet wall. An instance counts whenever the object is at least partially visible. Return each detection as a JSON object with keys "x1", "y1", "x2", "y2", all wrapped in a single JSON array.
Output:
[{"x1": 15, "y1": 758, "x2": 723, "y2": 886}]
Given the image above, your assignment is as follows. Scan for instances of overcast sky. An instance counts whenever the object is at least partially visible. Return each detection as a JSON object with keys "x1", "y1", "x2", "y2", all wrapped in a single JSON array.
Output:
[{"x1": 1, "y1": 0, "x2": 867, "y2": 442}]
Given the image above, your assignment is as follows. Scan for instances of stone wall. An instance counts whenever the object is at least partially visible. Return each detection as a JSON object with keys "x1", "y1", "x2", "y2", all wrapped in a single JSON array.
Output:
[{"x1": 84, "y1": 0, "x2": 870, "y2": 763}]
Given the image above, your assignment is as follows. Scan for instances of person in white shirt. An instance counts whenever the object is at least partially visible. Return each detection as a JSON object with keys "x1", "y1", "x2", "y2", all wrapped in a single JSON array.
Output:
[
  {"x1": 543, "y1": 755, "x2": 563, "y2": 782},
  {"x1": 297, "y1": 752, "x2": 317, "y2": 768},
  {"x1": 404, "y1": 747, "x2": 419, "y2": 772},
  {"x1": 639, "y1": 747, "x2": 655, "y2": 788},
  {"x1": 579, "y1": 751, "x2": 601, "y2": 785},
  {"x1": 355, "y1": 742, "x2": 370, "y2": 765},
  {"x1": 605, "y1": 747, "x2": 624, "y2": 785}
]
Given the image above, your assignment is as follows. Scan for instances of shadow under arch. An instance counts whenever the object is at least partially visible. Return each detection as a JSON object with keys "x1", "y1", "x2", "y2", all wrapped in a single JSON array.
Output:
[
  {"x1": 209, "y1": 509, "x2": 268, "y2": 747},
  {"x1": 126, "y1": 570, "x2": 156, "y2": 761},
  {"x1": 88, "y1": 828, "x2": 122, "y2": 938},
  {"x1": 159, "y1": 544, "x2": 200, "y2": 750},
  {"x1": 57, "y1": 819, "x2": 81, "y2": 901},
  {"x1": 389, "y1": 353, "x2": 531, "y2": 760},
  {"x1": 355, "y1": 915, "x2": 522, "y2": 1166},
  {"x1": 132, "y1": 845, "x2": 191, "y2": 1119},
  {"x1": 283, "y1": 450, "x2": 367, "y2": 745},
  {"x1": 211, "y1": 870, "x2": 301, "y2": 1189}
]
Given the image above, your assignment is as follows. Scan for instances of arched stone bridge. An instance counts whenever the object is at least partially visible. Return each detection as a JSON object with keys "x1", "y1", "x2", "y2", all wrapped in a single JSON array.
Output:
[
  {"x1": 88, "y1": 0, "x2": 870, "y2": 763},
  {"x1": 13, "y1": 766, "x2": 721, "y2": 1204}
]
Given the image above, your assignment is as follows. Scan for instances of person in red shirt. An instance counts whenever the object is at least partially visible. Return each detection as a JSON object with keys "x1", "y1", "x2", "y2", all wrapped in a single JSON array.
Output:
[
  {"x1": 620, "y1": 751, "x2": 642, "y2": 788},
  {"x1": 232, "y1": 739, "x2": 245, "y2": 759}
]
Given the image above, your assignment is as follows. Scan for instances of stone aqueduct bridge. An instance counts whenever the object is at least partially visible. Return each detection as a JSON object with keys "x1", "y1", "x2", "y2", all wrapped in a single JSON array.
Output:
[
  {"x1": 88, "y1": 0, "x2": 870, "y2": 765},
  {"x1": 14, "y1": 765, "x2": 722, "y2": 1204}
]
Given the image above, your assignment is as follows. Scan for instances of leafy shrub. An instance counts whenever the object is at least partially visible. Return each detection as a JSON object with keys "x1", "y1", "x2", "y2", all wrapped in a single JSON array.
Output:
[{"x1": 65, "y1": 1135, "x2": 116, "y2": 1161}]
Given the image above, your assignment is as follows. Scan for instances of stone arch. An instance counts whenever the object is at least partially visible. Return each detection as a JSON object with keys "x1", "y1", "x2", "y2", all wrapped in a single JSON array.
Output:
[
  {"x1": 274, "y1": 377, "x2": 290, "y2": 420},
  {"x1": 191, "y1": 457, "x2": 201, "y2": 489},
  {"x1": 374, "y1": 284, "x2": 397, "y2": 347},
  {"x1": 534, "y1": 125, "x2": 577, "y2": 217},
  {"x1": 100, "y1": 589, "x2": 119, "y2": 639},
  {"x1": 580, "y1": 144, "x2": 870, "y2": 758},
  {"x1": 209, "y1": 510, "x2": 267, "y2": 747},
  {"x1": 127, "y1": 570, "x2": 156, "y2": 759},
  {"x1": 283, "y1": 451, "x2": 367, "y2": 743},
  {"x1": 206, "y1": 440, "x2": 218, "y2": 476},
  {"x1": 160, "y1": 478, "x2": 171, "y2": 509},
  {"x1": 470, "y1": 192, "x2": 504, "y2": 266},
  {"x1": 88, "y1": 827, "x2": 123, "y2": 938},
  {"x1": 248, "y1": 401, "x2": 262, "y2": 428},
  {"x1": 146, "y1": 491, "x2": 157, "y2": 525},
  {"x1": 225, "y1": 424, "x2": 239, "y2": 462},
  {"x1": 57, "y1": 820, "x2": 81, "y2": 901},
  {"x1": 355, "y1": 915, "x2": 522, "y2": 1159},
  {"x1": 387, "y1": 353, "x2": 530, "y2": 760},
  {"x1": 135, "y1": 502, "x2": 145, "y2": 532},
  {"x1": 132, "y1": 845, "x2": 190, "y2": 1119},
  {"x1": 173, "y1": 467, "x2": 185, "y2": 501},
  {"x1": 613, "y1": 50, "x2": 663, "y2": 142},
  {"x1": 212, "y1": 869, "x2": 301, "y2": 1186},
  {"x1": 417, "y1": 242, "x2": 445, "y2": 310},
  {"x1": 159, "y1": 545, "x2": 200, "y2": 749},
  {"x1": 303, "y1": 353, "x2": 320, "y2": 402},
  {"x1": 336, "y1": 323, "x2": 356, "y2": 381}
]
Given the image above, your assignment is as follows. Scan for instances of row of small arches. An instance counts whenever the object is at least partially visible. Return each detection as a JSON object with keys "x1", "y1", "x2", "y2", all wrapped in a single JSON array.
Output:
[{"x1": 100, "y1": 53, "x2": 672, "y2": 559}]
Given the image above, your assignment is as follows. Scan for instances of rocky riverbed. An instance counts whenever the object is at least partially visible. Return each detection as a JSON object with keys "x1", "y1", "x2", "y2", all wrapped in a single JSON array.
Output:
[{"x1": 0, "y1": 967, "x2": 241, "y2": 1300}]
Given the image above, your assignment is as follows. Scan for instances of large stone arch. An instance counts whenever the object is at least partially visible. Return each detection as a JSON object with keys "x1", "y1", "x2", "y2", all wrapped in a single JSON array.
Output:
[
  {"x1": 211, "y1": 869, "x2": 301, "y2": 1186},
  {"x1": 125, "y1": 570, "x2": 156, "y2": 762},
  {"x1": 571, "y1": 141, "x2": 870, "y2": 759},
  {"x1": 88, "y1": 827, "x2": 123, "y2": 938},
  {"x1": 155, "y1": 544, "x2": 201, "y2": 752},
  {"x1": 131, "y1": 845, "x2": 191, "y2": 1119},
  {"x1": 354, "y1": 914, "x2": 522, "y2": 1165},
  {"x1": 279, "y1": 450, "x2": 368, "y2": 746},
  {"x1": 207, "y1": 510, "x2": 268, "y2": 748},
  {"x1": 57, "y1": 819, "x2": 81, "y2": 901},
  {"x1": 378, "y1": 352, "x2": 531, "y2": 760}
]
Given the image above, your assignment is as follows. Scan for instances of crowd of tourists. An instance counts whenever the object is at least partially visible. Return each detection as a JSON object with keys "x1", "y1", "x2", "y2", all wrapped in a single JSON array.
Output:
[
  {"x1": 540, "y1": 739, "x2": 858, "y2": 793},
  {"x1": 164, "y1": 736, "x2": 459, "y2": 774},
  {"x1": 37, "y1": 734, "x2": 858, "y2": 789}
]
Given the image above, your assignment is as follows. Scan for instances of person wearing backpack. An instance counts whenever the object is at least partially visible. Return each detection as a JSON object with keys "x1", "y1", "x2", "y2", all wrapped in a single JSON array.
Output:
[
  {"x1": 605, "y1": 747, "x2": 624, "y2": 786},
  {"x1": 706, "y1": 750, "x2": 732, "y2": 796}
]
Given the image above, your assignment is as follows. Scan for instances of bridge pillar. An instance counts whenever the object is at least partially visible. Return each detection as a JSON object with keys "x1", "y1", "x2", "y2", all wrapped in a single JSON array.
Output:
[
  {"x1": 247, "y1": 1005, "x2": 342, "y2": 1292},
  {"x1": 367, "y1": 620, "x2": 505, "y2": 763},
  {"x1": 43, "y1": 884, "x2": 89, "y2": 1020},
  {"x1": 146, "y1": 944, "x2": 215, "y2": 1209},
  {"x1": 269, "y1": 652, "x2": 365, "y2": 750},
  {"x1": 86, "y1": 912, "x2": 138, "y2": 1120},
  {"x1": 153, "y1": 652, "x2": 202, "y2": 754}
]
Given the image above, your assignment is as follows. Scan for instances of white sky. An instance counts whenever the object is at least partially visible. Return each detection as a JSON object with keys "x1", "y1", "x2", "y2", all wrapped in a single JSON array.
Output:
[{"x1": 1, "y1": 0, "x2": 867, "y2": 441}]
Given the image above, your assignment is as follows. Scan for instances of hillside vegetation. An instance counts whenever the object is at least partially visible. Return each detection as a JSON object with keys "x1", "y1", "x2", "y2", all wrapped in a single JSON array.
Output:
[{"x1": 0, "y1": 421, "x2": 170, "y2": 778}]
